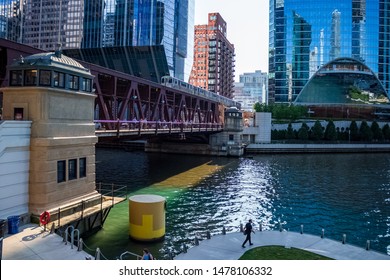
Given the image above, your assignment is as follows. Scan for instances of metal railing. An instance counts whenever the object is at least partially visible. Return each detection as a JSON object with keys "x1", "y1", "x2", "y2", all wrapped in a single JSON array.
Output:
[
  {"x1": 96, "y1": 182, "x2": 128, "y2": 202},
  {"x1": 174, "y1": 221, "x2": 382, "y2": 259},
  {"x1": 119, "y1": 251, "x2": 143, "y2": 260},
  {"x1": 45, "y1": 183, "x2": 128, "y2": 229},
  {"x1": 57, "y1": 222, "x2": 378, "y2": 260},
  {"x1": 59, "y1": 225, "x2": 142, "y2": 260},
  {"x1": 94, "y1": 120, "x2": 223, "y2": 136}
]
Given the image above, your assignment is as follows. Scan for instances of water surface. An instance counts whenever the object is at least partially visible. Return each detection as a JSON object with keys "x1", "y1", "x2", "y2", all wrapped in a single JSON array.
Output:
[{"x1": 85, "y1": 149, "x2": 390, "y2": 259}]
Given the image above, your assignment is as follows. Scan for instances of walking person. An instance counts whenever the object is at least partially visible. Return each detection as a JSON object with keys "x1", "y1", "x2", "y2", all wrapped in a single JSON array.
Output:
[
  {"x1": 242, "y1": 219, "x2": 254, "y2": 248},
  {"x1": 141, "y1": 248, "x2": 154, "y2": 260}
]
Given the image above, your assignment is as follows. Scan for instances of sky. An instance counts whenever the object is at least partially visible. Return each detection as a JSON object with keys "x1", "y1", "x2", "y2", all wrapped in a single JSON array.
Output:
[{"x1": 194, "y1": 0, "x2": 269, "y2": 80}]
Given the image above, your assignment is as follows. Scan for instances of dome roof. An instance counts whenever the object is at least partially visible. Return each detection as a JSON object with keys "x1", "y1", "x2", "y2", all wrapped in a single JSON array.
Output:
[
  {"x1": 12, "y1": 51, "x2": 91, "y2": 76},
  {"x1": 295, "y1": 57, "x2": 389, "y2": 105}
]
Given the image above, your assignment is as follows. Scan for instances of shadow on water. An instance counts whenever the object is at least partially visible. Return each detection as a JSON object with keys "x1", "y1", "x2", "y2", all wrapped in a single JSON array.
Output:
[
  {"x1": 87, "y1": 148, "x2": 235, "y2": 259},
  {"x1": 95, "y1": 148, "x2": 231, "y2": 191}
]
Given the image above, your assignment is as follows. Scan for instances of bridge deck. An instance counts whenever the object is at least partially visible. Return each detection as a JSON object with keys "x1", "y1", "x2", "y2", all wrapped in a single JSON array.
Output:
[{"x1": 95, "y1": 122, "x2": 223, "y2": 138}]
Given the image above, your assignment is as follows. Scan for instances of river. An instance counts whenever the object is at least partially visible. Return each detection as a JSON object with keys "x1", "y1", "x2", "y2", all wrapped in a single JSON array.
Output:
[{"x1": 83, "y1": 148, "x2": 390, "y2": 259}]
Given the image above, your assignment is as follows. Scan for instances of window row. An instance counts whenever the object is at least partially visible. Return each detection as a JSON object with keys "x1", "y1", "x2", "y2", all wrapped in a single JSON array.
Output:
[
  {"x1": 57, "y1": 158, "x2": 87, "y2": 183},
  {"x1": 10, "y1": 69, "x2": 93, "y2": 92}
]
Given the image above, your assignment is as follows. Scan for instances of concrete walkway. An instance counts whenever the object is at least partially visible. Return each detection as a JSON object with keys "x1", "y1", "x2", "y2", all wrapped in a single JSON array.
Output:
[
  {"x1": 174, "y1": 231, "x2": 390, "y2": 260},
  {"x1": 2, "y1": 224, "x2": 92, "y2": 260},
  {"x1": 2, "y1": 225, "x2": 389, "y2": 260}
]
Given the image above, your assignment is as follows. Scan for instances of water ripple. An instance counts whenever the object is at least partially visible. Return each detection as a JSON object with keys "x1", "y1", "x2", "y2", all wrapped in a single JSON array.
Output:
[{"x1": 90, "y1": 150, "x2": 390, "y2": 259}]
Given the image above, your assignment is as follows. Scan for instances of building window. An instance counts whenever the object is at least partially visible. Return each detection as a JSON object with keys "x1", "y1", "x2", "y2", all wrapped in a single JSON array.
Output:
[
  {"x1": 53, "y1": 71, "x2": 65, "y2": 88},
  {"x1": 79, "y1": 158, "x2": 86, "y2": 178},
  {"x1": 68, "y1": 74, "x2": 79, "y2": 90},
  {"x1": 81, "y1": 78, "x2": 92, "y2": 92},
  {"x1": 229, "y1": 134, "x2": 234, "y2": 141},
  {"x1": 57, "y1": 160, "x2": 66, "y2": 183},
  {"x1": 24, "y1": 69, "x2": 38, "y2": 86},
  {"x1": 14, "y1": 108, "x2": 24, "y2": 120},
  {"x1": 10, "y1": 70, "x2": 22, "y2": 86},
  {"x1": 39, "y1": 70, "x2": 51, "y2": 86},
  {"x1": 68, "y1": 159, "x2": 77, "y2": 180}
]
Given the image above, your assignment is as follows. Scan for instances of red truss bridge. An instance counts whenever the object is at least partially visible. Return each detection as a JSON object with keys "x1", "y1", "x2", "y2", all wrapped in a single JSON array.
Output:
[{"x1": 0, "y1": 39, "x2": 240, "y2": 138}]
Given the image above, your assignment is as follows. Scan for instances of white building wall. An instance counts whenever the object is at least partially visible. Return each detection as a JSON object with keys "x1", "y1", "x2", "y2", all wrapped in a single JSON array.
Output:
[
  {"x1": 255, "y1": 112, "x2": 272, "y2": 143},
  {"x1": 0, "y1": 121, "x2": 31, "y2": 219},
  {"x1": 242, "y1": 112, "x2": 272, "y2": 144}
]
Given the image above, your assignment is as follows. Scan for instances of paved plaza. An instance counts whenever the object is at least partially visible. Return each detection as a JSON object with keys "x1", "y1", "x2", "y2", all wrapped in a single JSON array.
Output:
[{"x1": 175, "y1": 230, "x2": 390, "y2": 260}]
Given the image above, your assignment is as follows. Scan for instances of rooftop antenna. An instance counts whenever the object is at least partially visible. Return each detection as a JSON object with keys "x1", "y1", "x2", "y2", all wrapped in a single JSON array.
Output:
[
  {"x1": 56, "y1": 0, "x2": 63, "y2": 57},
  {"x1": 55, "y1": 44, "x2": 62, "y2": 58}
]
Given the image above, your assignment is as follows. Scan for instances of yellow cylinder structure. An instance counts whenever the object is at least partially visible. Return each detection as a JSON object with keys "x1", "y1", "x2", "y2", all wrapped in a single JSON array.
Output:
[{"x1": 129, "y1": 194, "x2": 166, "y2": 241}]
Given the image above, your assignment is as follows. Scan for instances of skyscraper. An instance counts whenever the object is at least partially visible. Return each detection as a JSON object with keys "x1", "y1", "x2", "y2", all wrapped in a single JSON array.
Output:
[
  {"x1": 0, "y1": 0, "x2": 22, "y2": 43},
  {"x1": 21, "y1": 0, "x2": 85, "y2": 50},
  {"x1": 233, "y1": 70, "x2": 268, "y2": 111},
  {"x1": 292, "y1": 11, "x2": 311, "y2": 101},
  {"x1": 269, "y1": 0, "x2": 390, "y2": 103},
  {"x1": 189, "y1": 13, "x2": 235, "y2": 98},
  {"x1": 0, "y1": 0, "x2": 194, "y2": 81},
  {"x1": 330, "y1": 9, "x2": 341, "y2": 61}
]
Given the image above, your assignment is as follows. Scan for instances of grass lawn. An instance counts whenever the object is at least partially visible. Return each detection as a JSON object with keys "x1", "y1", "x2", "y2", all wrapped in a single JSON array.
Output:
[{"x1": 239, "y1": 246, "x2": 333, "y2": 260}]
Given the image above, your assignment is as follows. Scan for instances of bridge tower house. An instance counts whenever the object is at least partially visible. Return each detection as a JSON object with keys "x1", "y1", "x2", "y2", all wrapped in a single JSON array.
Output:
[
  {"x1": 210, "y1": 106, "x2": 244, "y2": 156},
  {"x1": 1, "y1": 52, "x2": 99, "y2": 219}
]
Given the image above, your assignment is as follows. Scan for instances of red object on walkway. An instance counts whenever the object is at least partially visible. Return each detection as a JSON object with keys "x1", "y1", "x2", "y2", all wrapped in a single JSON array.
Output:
[{"x1": 39, "y1": 211, "x2": 50, "y2": 225}]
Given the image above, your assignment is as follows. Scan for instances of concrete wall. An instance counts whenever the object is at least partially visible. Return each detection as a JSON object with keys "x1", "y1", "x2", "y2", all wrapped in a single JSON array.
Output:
[
  {"x1": 242, "y1": 112, "x2": 272, "y2": 144},
  {"x1": 0, "y1": 121, "x2": 31, "y2": 219},
  {"x1": 246, "y1": 143, "x2": 390, "y2": 153}
]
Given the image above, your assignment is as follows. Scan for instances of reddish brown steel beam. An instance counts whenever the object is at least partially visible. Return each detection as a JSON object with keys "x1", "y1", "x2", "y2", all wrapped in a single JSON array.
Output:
[{"x1": 0, "y1": 39, "x2": 224, "y2": 126}]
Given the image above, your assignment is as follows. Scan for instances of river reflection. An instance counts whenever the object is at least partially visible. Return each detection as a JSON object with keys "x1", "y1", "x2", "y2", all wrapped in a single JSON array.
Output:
[{"x1": 85, "y1": 149, "x2": 390, "y2": 259}]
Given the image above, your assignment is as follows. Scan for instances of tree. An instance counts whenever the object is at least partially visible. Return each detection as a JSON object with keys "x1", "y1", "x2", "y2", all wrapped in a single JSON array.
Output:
[
  {"x1": 253, "y1": 102, "x2": 262, "y2": 112},
  {"x1": 371, "y1": 121, "x2": 384, "y2": 141},
  {"x1": 311, "y1": 120, "x2": 324, "y2": 140},
  {"x1": 272, "y1": 105, "x2": 284, "y2": 120},
  {"x1": 297, "y1": 122, "x2": 309, "y2": 140},
  {"x1": 272, "y1": 129, "x2": 285, "y2": 140},
  {"x1": 271, "y1": 129, "x2": 278, "y2": 140},
  {"x1": 286, "y1": 123, "x2": 295, "y2": 139},
  {"x1": 382, "y1": 124, "x2": 390, "y2": 141},
  {"x1": 359, "y1": 121, "x2": 373, "y2": 141},
  {"x1": 337, "y1": 127, "x2": 349, "y2": 141},
  {"x1": 349, "y1": 121, "x2": 359, "y2": 141},
  {"x1": 253, "y1": 102, "x2": 307, "y2": 120},
  {"x1": 324, "y1": 120, "x2": 337, "y2": 141},
  {"x1": 254, "y1": 103, "x2": 272, "y2": 113}
]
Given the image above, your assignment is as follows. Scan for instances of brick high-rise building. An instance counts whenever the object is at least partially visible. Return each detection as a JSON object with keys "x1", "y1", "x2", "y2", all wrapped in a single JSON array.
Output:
[{"x1": 189, "y1": 13, "x2": 235, "y2": 98}]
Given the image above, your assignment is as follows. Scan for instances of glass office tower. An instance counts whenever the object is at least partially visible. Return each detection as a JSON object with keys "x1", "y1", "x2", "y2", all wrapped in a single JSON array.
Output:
[
  {"x1": 0, "y1": 0, "x2": 22, "y2": 43},
  {"x1": 0, "y1": 0, "x2": 194, "y2": 81},
  {"x1": 269, "y1": 0, "x2": 390, "y2": 103}
]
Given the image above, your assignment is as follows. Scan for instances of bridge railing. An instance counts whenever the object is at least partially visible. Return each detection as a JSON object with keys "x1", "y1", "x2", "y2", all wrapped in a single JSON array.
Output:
[
  {"x1": 94, "y1": 120, "x2": 223, "y2": 134},
  {"x1": 43, "y1": 183, "x2": 128, "y2": 229},
  {"x1": 96, "y1": 182, "x2": 129, "y2": 200}
]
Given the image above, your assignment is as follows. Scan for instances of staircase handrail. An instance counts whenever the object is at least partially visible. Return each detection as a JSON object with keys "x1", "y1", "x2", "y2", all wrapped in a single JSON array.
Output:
[{"x1": 119, "y1": 251, "x2": 143, "y2": 260}]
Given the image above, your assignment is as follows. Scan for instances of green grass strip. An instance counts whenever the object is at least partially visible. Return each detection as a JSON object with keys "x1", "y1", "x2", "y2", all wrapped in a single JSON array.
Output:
[{"x1": 239, "y1": 246, "x2": 333, "y2": 260}]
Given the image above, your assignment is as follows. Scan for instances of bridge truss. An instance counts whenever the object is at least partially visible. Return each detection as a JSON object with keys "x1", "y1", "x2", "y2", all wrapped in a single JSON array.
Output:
[
  {"x1": 91, "y1": 69, "x2": 224, "y2": 130},
  {"x1": 0, "y1": 39, "x2": 233, "y2": 131}
]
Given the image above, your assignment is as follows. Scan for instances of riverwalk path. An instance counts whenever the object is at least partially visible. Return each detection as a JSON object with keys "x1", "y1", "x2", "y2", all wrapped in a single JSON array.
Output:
[
  {"x1": 2, "y1": 223, "x2": 389, "y2": 260},
  {"x1": 2, "y1": 223, "x2": 92, "y2": 260},
  {"x1": 174, "y1": 230, "x2": 390, "y2": 260}
]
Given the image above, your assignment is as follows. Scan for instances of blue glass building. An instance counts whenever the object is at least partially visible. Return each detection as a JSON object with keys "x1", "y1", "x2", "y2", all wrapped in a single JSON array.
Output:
[
  {"x1": 81, "y1": 0, "x2": 194, "y2": 81},
  {"x1": 269, "y1": 0, "x2": 390, "y2": 104},
  {"x1": 0, "y1": 0, "x2": 194, "y2": 81}
]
